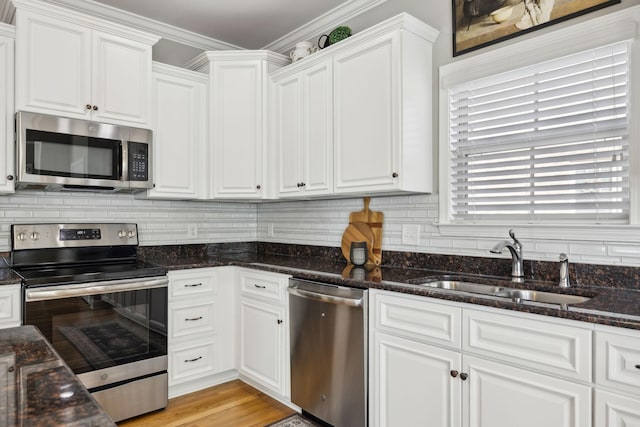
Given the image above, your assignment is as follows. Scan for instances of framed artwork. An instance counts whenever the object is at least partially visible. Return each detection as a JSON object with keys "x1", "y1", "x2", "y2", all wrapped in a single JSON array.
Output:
[{"x1": 452, "y1": 0, "x2": 621, "y2": 56}]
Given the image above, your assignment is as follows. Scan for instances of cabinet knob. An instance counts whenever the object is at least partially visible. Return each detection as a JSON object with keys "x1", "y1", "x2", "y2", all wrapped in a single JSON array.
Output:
[
  {"x1": 296, "y1": 183, "x2": 301, "y2": 188},
  {"x1": 300, "y1": 182, "x2": 306, "y2": 187},
  {"x1": 92, "y1": 105, "x2": 99, "y2": 111},
  {"x1": 277, "y1": 319, "x2": 283, "y2": 324},
  {"x1": 6, "y1": 175, "x2": 13, "y2": 181},
  {"x1": 460, "y1": 373, "x2": 469, "y2": 381},
  {"x1": 450, "y1": 370, "x2": 459, "y2": 378},
  {"x1": 256, "y1": 184, "x2": 261, "y2": 190},
  {"x1": 392, "y1": 172, "x2": 398, "y2": 178},
  {"x1": 86, "y1": 104, "x2": 92, "y2": 110}
]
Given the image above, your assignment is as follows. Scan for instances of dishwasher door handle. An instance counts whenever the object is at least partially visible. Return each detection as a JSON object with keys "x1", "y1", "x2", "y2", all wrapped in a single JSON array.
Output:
[{"x1": 288, "y1": 286, "x2": 364, "y2": 307}]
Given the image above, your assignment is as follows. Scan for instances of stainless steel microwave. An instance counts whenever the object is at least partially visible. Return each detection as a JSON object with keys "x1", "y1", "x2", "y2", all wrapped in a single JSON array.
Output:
[{"x1": 15, "y1": 111, "x2": 153, "y2": 192}]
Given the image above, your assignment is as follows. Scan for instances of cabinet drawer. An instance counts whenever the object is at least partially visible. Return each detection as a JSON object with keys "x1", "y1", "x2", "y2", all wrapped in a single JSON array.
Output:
[
  {"x1": 169, "y1": 340, "x2": 217, "y2": 384},
  {"x1": 169, "y1": 269, "x2": 217, "y2": 299},
  {"x1": 595, "y1": 329, "x2": 640, "y2": 395},
  {"x1": 170, "y1": 301, "x2": 216, "y2": 339},
  {"x1": 239, "y1": 270, "x2": 288, "y2": 304},
  {"x1": 372, "y1": 291, "x2": 461, "y2": 349},
  {"x1": 463, "y1": 309, "x2": 592, "y2": 382}
]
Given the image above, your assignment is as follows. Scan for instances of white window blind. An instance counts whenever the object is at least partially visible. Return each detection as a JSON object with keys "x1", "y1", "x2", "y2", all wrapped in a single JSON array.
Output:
[{"x1": 448, "y1": 42, "x2": 630, "y2": 223}]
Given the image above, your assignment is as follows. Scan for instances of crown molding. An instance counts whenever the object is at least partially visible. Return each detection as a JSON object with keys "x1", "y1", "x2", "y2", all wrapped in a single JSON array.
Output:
[
  {"x1": 44, "y1": 0, "x2": 242, "y2": 51},
  {"x1": 262, "y1": 0, "x2": 388, "y2": 54},
  {"x1": 185, "y1": 50, "x2": 290, "y2": 72},
  {"x1": 0, "y1": 0, "x2": 15, "y2": 23}
]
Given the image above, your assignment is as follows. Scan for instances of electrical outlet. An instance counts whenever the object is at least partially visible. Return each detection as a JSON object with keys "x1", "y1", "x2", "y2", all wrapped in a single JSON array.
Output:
[
  {"x1": 187, "y1": 224, "x2": 198, "y2": 239},
  {"x1": 267, "y1": 223, "x2": 274, "y2": 237},
  {"x1": 402, "y1": 224, "x2": 420, "y2": 245}
]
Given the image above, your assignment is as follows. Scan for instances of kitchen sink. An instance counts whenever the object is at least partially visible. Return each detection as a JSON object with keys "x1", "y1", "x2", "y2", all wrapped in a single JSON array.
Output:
[
  {"x1": 419, "y1": 280, "x2": 503, "y2": 295},
  {"x1": 494, "y1": 289, "x2": 591, "y2": 305},
  {"x1": 417, "y1": 279, "x2": 592, "y2": 306}
]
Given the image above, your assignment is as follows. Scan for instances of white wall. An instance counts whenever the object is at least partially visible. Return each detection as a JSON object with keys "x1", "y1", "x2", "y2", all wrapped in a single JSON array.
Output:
[{"x1": 0, "y1": 191, "x2": 257, "y2": 252}]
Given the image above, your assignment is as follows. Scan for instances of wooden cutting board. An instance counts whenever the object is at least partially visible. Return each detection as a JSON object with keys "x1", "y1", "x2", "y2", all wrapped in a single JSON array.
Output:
[
  {"x1": 348, "y1": 197, "x2": 384, "y2": 265},
  {"x1": 341, "y1": 221, "x2": 375, "y2": 264}
]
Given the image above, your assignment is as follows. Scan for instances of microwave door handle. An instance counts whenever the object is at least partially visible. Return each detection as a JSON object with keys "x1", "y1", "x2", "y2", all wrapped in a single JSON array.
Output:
[{"x1": 119, "y1": 140, "x2": 126, "y2": 180}]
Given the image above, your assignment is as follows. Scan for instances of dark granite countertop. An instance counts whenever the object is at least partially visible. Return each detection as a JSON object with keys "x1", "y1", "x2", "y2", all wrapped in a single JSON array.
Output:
[
  {"x1": 0, "y1": 325, "x2": 116, "y2": 427},
  {"x1": 0, "y1": 268, "x2": 22, "y2": 286},
  {"x1": 141, "y1": 248, "x2": 640, "y2": 331}
]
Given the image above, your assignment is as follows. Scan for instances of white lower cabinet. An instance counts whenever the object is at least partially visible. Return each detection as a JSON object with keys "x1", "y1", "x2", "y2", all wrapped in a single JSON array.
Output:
[
  {"x1": 167, "y1": 267, "x2": 235, "y2": 398},
  {"x1": 237, "y1": 268, "x2": 291, "y2": 400},
  {"x1": 594, "y1": 326, "x2": 640, "y2": 427},
  {"x1": 464, "y1": 355, "x2": 590, "y2": 427},
  {"x1": 0, "y1": 284, "x2": 21, "y2": 329},
  {"x1": 372, "y1": 331, "x2": 461, "y2": 427},
  {"x1": 370, "y1": 290, "x2": 593, "y2": 427}
]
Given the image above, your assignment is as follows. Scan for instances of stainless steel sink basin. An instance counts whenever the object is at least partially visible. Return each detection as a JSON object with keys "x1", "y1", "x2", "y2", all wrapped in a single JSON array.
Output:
[
  {"x1": 494, "y1": 289, "x2": 591, "y2": 305},
  {"x1": 419, "y1": 280, "x2": 503, "y2": 295}
]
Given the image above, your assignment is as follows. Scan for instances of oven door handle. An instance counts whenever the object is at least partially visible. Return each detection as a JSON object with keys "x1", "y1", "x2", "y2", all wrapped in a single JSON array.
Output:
[{"x1": 24, "y1": 276, "x2": 169, "y2": 302}]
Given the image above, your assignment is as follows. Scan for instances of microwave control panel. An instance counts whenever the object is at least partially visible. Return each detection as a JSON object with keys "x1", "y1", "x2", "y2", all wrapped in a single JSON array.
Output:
[{"x1": 128, "y1": 141, "x2": 148, "y2": 181}]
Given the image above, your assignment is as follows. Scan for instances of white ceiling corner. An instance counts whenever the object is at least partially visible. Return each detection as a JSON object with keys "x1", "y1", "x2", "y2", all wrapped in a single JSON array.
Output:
[
  {"x1": 262, "y1": 0, "x2": 388, "y2": 53},
  {"x1": 47, "y1": 0, "x2": 243, "y2": 51}
]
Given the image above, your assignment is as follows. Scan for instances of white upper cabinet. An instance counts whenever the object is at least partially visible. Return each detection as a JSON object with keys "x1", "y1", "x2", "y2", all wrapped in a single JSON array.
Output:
[
  {"x1": 273, "y1": 60, "x2": 333, "y2": 198},
  {"x1": 187, "y1": 51, "x2": 289, "y2": 200},
  {"x1": 14, "y1": 0, "x2": 159, "y2": 127},
  {"x1": 0, "y1": 24, "x2": 14, "y2": 194},
  {"x1": 271, "y1": 13, "x2": 438, "y2": 199},
  {"x1": 145, "y1": 63, "x2": 207, "y2": 200},
  {"x1": 333, "y1": 15, "x2": 438, "y2": 195}
]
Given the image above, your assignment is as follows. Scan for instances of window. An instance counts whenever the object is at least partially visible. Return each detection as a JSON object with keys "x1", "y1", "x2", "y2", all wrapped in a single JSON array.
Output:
[{"x1": 446, "y1": 42, "x2": 630, "y2": 223}]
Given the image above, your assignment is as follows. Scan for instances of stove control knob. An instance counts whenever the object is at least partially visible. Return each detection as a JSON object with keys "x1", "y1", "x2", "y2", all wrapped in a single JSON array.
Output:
[
  {"x1": 30, "y1": 232, "x2": 40, "y2": 241},
  {"x1": 127, "y1": 230, "x2": 136, "y2": 238},
  {"x1": 17, "y1": 232, "x2": 27, "y2": 241},
  {"x1": 118, "y1": 230, "x2": 127, "y2": 238}
]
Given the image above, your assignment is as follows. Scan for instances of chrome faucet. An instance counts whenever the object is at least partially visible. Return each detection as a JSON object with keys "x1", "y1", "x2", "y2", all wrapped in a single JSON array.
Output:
[
  {"x1": 490, "y1": 229, "x2": 524, "y2": 282},
  {"x1": 558, "y1": 253, "x2": 570, "y2": 288}
]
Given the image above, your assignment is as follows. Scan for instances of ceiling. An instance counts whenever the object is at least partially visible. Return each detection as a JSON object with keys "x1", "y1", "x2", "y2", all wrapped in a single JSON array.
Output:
[{"x1": 92, "y1": 0, "x2": 353, "y2": 50}]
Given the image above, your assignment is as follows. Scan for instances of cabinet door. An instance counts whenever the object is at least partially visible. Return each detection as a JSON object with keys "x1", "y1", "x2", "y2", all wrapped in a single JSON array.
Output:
[
  {"x1": 0, "y1": 284, "x2": 21, "y2": 329},
  {"x1": 464, "y1": 355, "x2": 591, "y2": 427},
  {"x1": 301, "y1": 61, "x2": 333, "y2": 196},
  {"x1": 148, "y1": 67, "x2": 206, "y2": 199},
  {"x1": 275, "y1": 74, "x2": 303, "y2": 196},
  {"x1": 371, "y1": 331, "x2": 461, "y2": 427},
  {"x1": 333, "y1": 33, "x2": 399, "y2": 193},
  {"x1": 211, "y1": 60, "x2": 264, "y2": 198},
  {"x1": 239, "y1": 298, "x2": 285, "y2": 394},
  {"x1": 92, "y1": 32, "x2": 152, "y2": 126},
  {"x1": 0, "y1": 31, "x2": 14, "y2": 194},
  {"x1": 15, "y1": 10, "x2": 91, "y2": 118},
  {"x1": 595, "y1": 389, "x2": 640, "y2": 427}
]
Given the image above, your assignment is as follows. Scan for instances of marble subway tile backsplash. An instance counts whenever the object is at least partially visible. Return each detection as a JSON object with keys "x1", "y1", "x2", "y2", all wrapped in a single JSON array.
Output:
[{"x1": 0, "y1": 191, "x2": 258, "y2": 252}]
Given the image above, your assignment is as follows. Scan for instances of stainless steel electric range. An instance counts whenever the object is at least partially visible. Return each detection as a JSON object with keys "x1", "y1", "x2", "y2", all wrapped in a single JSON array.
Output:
[{"x1": 10, "y1": 223, "x2": 169, "y2": 422}]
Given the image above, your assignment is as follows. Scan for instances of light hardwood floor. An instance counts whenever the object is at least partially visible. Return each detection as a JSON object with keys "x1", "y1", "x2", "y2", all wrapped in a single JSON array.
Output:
[{"x1": 118, "y1": 380, "x2": 295, "y2": 427}]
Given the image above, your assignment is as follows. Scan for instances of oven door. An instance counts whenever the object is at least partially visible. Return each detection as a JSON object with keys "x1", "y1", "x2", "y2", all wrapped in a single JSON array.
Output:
[{"x1": 23, "y1": 277, "x2": 168, "y2": 386}]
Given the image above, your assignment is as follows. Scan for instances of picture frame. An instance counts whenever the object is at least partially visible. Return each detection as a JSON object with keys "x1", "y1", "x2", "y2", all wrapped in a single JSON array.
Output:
[{"x1": 452, "y1": 0, "x2": 621, "y2": 56}]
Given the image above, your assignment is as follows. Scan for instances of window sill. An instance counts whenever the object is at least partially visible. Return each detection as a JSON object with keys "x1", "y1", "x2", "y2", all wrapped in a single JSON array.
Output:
[{"x1": 436, "y1": 222, "x2": 640, "y2": 243}]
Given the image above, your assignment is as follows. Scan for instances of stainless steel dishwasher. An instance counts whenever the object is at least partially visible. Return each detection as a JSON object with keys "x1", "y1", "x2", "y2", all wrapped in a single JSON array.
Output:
[{"x1": 288, "y1": 278, "x2": 367, "y2": 427}]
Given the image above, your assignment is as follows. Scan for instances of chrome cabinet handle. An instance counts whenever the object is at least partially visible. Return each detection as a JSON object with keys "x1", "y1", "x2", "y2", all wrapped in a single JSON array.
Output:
[
  {"x1": 460, "y1": 373, "x2": 469, "y2": 381},
  {"x1": 185, "y1": 316, "x2": 203, "y2": 321},
  {"x1": 185, "y1": 283, "x2": 202, "y2": 287},
  {"x1": 184, "y1": 356, "x2": 202, "y2": 363},
  {"x1": 254, "y1": 284, "x2": 266, "y2": 289},
  {"x1": 450, "y1": 370, "x2": 459, "y2": 378}
]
